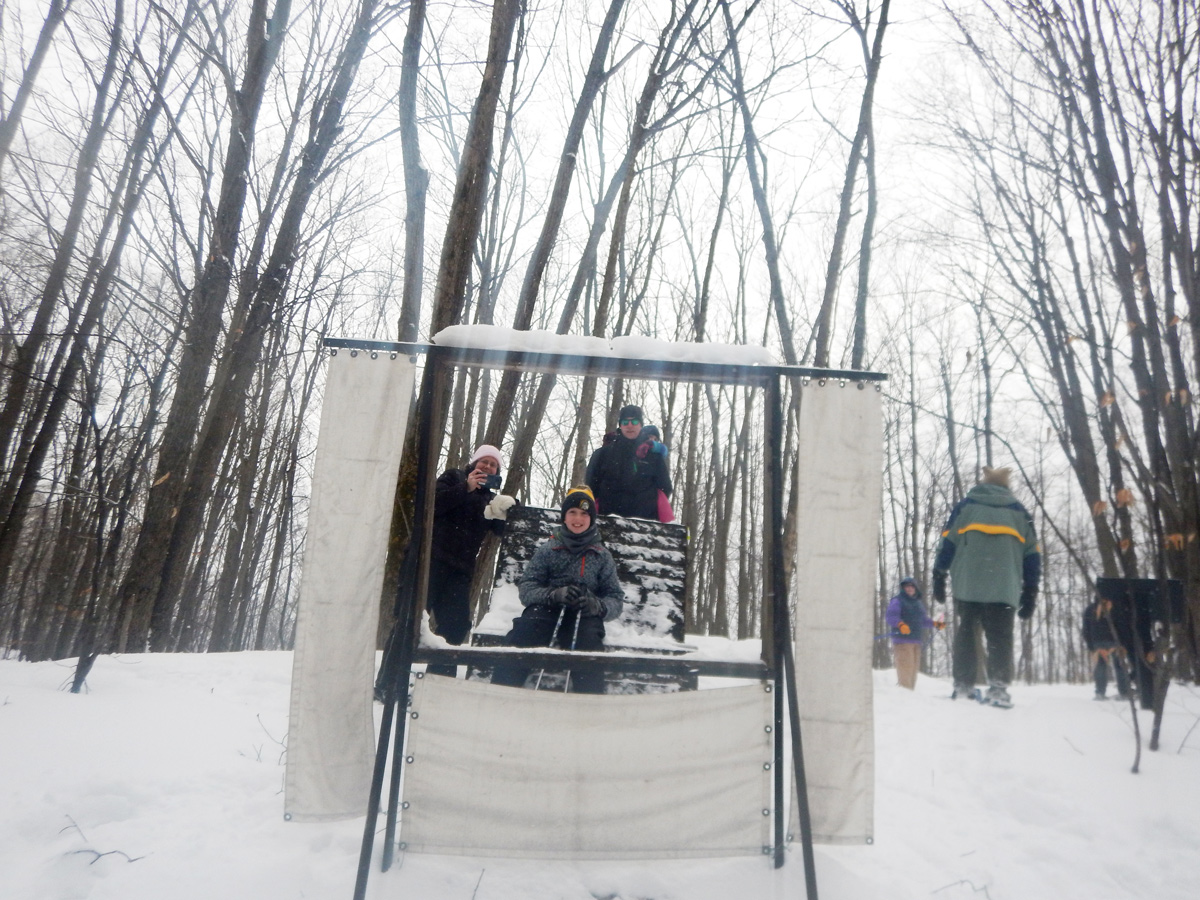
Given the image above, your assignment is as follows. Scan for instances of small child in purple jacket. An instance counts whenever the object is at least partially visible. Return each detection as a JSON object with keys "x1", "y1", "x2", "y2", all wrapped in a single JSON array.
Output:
[{"x1": 885, "y1": 577, "x2": 938, "y2": 689}]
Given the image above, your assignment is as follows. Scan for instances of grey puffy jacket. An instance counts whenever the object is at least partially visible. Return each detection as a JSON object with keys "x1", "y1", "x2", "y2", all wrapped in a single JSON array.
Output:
[{"x1": 517, "y1": 529, "x2": 625, "y2": 622}]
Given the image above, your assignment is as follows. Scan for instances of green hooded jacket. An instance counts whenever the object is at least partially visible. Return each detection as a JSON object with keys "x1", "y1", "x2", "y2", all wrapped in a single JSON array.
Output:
[{"x1": 933, "y1": 483, "x2": 1041, "y2": 607}]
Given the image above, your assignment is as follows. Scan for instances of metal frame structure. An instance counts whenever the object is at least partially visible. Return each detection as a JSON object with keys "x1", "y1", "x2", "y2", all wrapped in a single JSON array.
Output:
[{"x1": 333, "y1": 336, "x2": 887, "y2": 900}]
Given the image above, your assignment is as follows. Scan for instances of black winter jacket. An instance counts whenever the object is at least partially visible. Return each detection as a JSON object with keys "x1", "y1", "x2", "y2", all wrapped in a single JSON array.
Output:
[
  {"x1": 431, "y1": 466, "x2": 505, "y2": 573},
  {"x1": 584, "y1": 431, "x2": 671, "y2": 519}
]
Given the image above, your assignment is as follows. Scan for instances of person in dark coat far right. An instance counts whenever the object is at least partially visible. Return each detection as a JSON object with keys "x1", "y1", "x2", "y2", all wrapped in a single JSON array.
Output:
[
  {"x1": 584, "y1": 404, "x2": 671, "y2": 520},
  {"x1": 1081, "y1": 596, "x2": 1131, "y2": 700}
]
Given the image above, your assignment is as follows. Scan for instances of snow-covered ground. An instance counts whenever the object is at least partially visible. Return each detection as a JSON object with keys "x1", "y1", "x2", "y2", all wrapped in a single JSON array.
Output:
[{"x1": 1, "y1": 651, "x2": 1196, "y2": 900}]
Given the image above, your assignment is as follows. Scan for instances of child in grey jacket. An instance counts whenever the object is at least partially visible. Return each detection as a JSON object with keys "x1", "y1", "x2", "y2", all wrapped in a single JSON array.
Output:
[{"x1": 490, "y1": 485, "x2": 624, "y2": 693}]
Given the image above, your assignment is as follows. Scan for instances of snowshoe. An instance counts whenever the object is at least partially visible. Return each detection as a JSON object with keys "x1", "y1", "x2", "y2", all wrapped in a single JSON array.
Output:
[{"x1": 984, "y1": 687, "x2": 1012, "y2": 709}]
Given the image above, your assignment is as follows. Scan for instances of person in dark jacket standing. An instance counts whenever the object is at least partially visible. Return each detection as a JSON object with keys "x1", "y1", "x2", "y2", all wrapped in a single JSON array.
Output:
[
  {"x1": 932, "y1": 466, "x2": 1041, "y2": 708},
  {"x1": 426, "y1": 444, "x2": 517, "y2": 675},
  {"x1": 584, "y1": 404, "x2": 671, "y2": 520},
  {"x1": 490, "y1": 485, "x2": 624, "y2": 694},
  {"x1": 885, "y1": 577, "x2": 938, "y2": 690},
  {"x1": 1081, "y1": 596, "x2": 1130, "y2": 701}
]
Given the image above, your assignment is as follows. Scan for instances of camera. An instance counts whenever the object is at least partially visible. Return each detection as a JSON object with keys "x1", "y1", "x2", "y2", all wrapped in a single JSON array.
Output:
[{"x1": 484, "y1": 474, "x2": 502, "y2": 490}]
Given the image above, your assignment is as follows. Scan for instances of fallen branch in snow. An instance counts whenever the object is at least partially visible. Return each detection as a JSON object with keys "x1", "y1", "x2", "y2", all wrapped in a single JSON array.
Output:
[
  {"x1": 1169, "y1": 683, "x2": 1200, "y2": 755},
  {"x1": 70, "y1": 848, "x2": 145, "y2": 865},
  {"x1": 933, "y1": 878, "x2": 992, "y2": 898},
  {"x1": 1178, "y1": 715, "x2": 1200, "y2": 756},
  {"x1": 1063, "y1": 736, "x2": 1085, "y2": 755},
  {"x1": 61, "y1": 816, "x2": 144, "y2": 864},
  {"x1": 258, "y1": 713, "x2": 288, "y2": 765},
  {"x1": 59, "y1": 815, "x2": 87, "y2": 840},
  {"x1": 240, "y1": 714, "x2": 288, "y2": 764}
]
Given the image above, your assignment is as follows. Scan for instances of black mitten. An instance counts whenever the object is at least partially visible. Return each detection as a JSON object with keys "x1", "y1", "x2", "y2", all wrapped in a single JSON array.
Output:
[
  {"x1": 579, "y1": 592, "x2": 606, "y2": 618},
  {"x1": 932, "y1": 570, "x2": 947, "y2": 604},
  {"x1": 551, "y1": 585, "x2": 582, "y2": 607},
  {"x1": 1018, "y1": 585, "x2": 1038, "y2": 620}
]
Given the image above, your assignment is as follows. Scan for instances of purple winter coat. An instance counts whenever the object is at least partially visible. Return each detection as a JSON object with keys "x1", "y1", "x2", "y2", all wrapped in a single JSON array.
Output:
[{"x1": 886, "y1": 579, "x2": 934, "y2": 644}]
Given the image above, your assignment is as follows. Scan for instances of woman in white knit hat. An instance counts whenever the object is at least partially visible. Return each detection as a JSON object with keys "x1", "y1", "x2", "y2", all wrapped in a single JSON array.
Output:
[{"x1": 425, "y1": 444, "x2": 517, "y2": 675}]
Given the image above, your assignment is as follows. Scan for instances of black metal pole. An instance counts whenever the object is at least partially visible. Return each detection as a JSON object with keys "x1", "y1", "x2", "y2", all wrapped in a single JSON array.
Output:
[
  {"x1": 766, "y1": 377, "x2": 786, "y2": 869},
  {"x1": 382, "y1": 351, "x2": 445, "y2": 870},
  {"x1": 781, "y1": 606, "x2": 820, "y2": 900},
  {"x1": 352, "y1": 694, "x2": 396, "y2": 900},
  {"x1": 773, "y1": 653, "x2": 785, "y2": 867},
  {"x1": 769, "y1": 375, "x2": 818, "y2": 897}
]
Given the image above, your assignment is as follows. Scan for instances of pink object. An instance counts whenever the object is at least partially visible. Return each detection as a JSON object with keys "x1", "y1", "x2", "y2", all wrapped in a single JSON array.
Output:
[{"x1": 657, "y1": 489, "x2": 675, "y2": 523}]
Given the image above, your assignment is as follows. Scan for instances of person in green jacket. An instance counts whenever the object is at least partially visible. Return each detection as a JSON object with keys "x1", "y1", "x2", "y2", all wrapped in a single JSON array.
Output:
[{"x1": 931, "y1": 466, "x2": 1041, "y2": 708}]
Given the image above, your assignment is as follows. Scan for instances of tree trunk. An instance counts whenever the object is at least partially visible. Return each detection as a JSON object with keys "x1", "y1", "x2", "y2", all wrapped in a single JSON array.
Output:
[
  {"x1": 0, "y1": 0, "x2": 71, "y2": 170},
  {"x1": 396, "y1": 0, "x2": 429, "y2": 343},
  {"x1": 813, "y1": 0, "x2": 889, "y2": 368},
  {"x1": 115, "y1": 0, "x2": 292, "y2": 651}
]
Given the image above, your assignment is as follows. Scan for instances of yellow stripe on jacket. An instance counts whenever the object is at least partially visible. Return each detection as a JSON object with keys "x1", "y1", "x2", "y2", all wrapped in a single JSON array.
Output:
[{"x1": 957, "y1": 523, "x2": 1026, "y2": 543}]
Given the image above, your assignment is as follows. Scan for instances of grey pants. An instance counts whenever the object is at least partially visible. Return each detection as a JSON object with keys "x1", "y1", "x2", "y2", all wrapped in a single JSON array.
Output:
[{"x1": 952, "y1": 601, "x2": 1014, "y2": 690}]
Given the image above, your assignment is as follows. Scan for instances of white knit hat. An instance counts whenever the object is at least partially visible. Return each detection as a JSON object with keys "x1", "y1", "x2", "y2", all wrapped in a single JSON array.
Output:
[{"x1": 469, "y1": 444, "x2": 503, "y2": 469}]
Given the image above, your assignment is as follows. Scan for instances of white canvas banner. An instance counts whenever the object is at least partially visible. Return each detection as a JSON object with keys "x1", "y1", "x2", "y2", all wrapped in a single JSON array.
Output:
[
  {"x1": 790, "y1": 380, "x2": 881, "y2": 844},
  {"x1": 284, "y1": 351, "x2": 414, "y2": 821},
  {"x1": 400, "y1": 677, "x2": 773, "y2": 859}
]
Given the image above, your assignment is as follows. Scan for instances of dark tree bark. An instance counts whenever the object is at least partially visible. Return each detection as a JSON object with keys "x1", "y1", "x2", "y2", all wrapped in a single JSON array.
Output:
[
  {"x1": 0, "y1": 3, "x2": 208, "y2": 658},
  {"x1": 396, "y1": 0, "x2": 429, "y2": 343}
]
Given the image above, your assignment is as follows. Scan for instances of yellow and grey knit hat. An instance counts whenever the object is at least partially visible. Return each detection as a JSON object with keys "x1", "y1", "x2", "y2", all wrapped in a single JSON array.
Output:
[{"x1": 560, "y1": 485, "x2": 596, "y2": 524}]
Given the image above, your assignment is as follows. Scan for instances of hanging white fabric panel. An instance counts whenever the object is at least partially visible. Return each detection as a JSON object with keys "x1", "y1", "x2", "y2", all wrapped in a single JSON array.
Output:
[
  {"x1": 400, "y1": 677, "x2": 773, "y2": 859},
  {"x1": 790, "y1": 380, "x2": 881, "y2": 844},
  {"x1": 284, "y1": 350, "x2": 414, "y2": 821}
]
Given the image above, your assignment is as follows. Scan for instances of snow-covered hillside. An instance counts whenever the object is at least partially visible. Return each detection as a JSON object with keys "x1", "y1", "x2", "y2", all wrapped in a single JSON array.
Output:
[{"x1": 1, "y1": 652, "x2": 1196, "y2": 900}]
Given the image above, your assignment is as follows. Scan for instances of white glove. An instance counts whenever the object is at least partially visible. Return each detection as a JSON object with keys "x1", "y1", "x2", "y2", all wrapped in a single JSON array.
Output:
[{"x1": 484, "y1": 494, "x2": 517, "y2": 520}]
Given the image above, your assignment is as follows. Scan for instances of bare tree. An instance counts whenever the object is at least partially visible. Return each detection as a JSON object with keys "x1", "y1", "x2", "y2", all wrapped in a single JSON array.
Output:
[
  {"x1": 0, "y1": 0, "x2": 73, "y2": 174},
  {"x1": 395, "y1": 0, "x2": 429, "y2": 344},
  {"x1": 812, "y1": 0, "x2": 889, "y2": 369},
  {"x1": 115, "y1": 0, "x2": 293, "y2": 651}
]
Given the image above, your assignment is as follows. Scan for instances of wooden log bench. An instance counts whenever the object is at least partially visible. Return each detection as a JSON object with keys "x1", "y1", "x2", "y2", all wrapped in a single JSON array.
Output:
[{"x1": 468, "y1": 505, "x2": 696, "y2": 692}]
